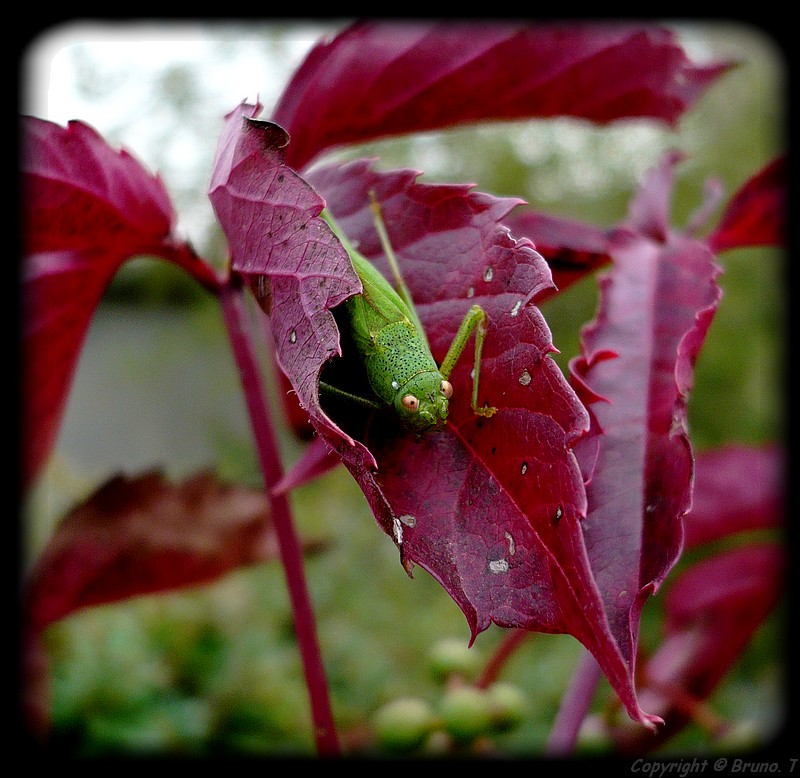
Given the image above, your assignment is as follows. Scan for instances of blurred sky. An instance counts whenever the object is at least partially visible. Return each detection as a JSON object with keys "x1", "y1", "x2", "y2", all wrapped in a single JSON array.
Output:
[{"x1": 23, "y1": 20, "x2": 331, "y2": 120}]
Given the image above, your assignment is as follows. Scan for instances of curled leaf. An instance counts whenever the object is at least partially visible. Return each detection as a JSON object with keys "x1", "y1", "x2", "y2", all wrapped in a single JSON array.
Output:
[
  {"x1": 274, "y1": 21, "x2": 731, "y2": 170},
  {"x1": 294, "y1": 160, "x2": 662, "y2": 729},
  {"x1": 208, "y1": 104, "x2": 362, "y2": 448},
  {"x1": 569, "y1": 153, "x2": 724, "y2": 726},
  {"x1": 708, "y1": 155, "x2": 786, "y2": 252}
]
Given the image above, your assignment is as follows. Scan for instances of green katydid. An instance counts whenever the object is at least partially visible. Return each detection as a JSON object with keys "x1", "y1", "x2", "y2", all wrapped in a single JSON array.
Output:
[{"x1": 319, "y1": 193, "x2": 496, "y2": 433}]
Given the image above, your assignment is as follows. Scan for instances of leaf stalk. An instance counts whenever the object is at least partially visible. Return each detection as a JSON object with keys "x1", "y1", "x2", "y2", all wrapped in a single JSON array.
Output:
[{"x1": 220, "y1": 278, "x2": 340, "y2": 757}]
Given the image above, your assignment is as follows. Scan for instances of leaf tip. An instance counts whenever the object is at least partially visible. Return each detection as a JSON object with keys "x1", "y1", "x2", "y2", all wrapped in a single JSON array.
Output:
[{"x1": 641, "y1": 712, "x2": 665, "y2": 733}]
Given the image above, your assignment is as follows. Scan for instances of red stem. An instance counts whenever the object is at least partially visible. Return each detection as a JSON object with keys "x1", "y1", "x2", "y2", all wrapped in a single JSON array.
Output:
[
  {"x1": 149, "y1": 235, "x2": 225, "y2": 294},
  {"x1": 220, "y1": 279, "x2": 340, "y2": 756},
  {"x1": 475, "y1": 628, "x2": 531, "y2": 689},
  {"x1": 544, "y1": 648, "x2": 601, "y2": 755}
]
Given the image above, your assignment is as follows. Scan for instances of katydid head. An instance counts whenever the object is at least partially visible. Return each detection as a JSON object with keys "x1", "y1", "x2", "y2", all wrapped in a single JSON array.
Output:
[{"x1": 394, "y1": 371, "x2": 452, "y2": 432}]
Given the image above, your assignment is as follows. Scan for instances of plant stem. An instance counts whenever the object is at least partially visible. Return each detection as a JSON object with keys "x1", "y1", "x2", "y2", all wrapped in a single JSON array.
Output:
[
  {"x1": 154, "y1": 236, "x2": 225, "y2": 294},
  {"x1": 475, "y1": 628, "x2": 531, "y2": 689},
  {"x1": 544, "y1": 648, "x2": 601, "y2": 755},
  {"x1": 220, "y1": 279, "x2": 340, "y2": 757}
]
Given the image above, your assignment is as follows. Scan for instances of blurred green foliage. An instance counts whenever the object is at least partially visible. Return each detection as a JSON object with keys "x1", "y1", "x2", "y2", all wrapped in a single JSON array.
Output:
[{"x1": 30, "y1": 22, "x2": 785, "y2": 756}]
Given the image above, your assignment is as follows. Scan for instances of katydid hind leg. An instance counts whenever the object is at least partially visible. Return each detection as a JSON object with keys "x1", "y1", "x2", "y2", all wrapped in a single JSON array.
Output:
[{"x1": 440, "y1": 304, "x2": 497, "y2": 418}]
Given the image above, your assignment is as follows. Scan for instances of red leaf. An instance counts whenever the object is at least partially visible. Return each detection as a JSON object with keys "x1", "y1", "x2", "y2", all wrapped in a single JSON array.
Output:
[
  {"x1": 292, "y1": 160, "x2": 664, "y2": 729},
  {"x1": 25, "y1": 471, "x2": 284, "y2": 631},
  {"x1": 23, "y1": 117, "x2": 175, "y2": 255},
  {"x1": 208, "y1": 103, "x2": 362, "y2": 448},
  {"x1": 23, "y1": 470, "x2": 299, "y2": 738},
  {"x1": 569, "y1": 153, "x2": 724, "y2": 699},
  {"x1": 708, "y1": 156, "x2": 786, "y2": 252},
  {"x1": 615, "y1": 544, "x2": 784, "y2": 753},
  {"x1": 605, "y1": 442, "x2": 784, "y2": 752},
  {"x1": 505, "y1": 210, "x2": 612, "y2": 299},
  {"x1": 22, "y1": 249, "x2": 118, "y2": 493},
  {"x1": 274, "y1": 21, "x2": 731, "y2": 170},
  {"x1": 661, "y1": 544, "x2": 783, "y2": 693},
  {"x1": 21, "y1": 118, "x2": 218, "y2": 491},
  {"x1": 682, "y1": 444, "x2": 784, "y2": 550},
  {"x1": 663, "y1": 546, "x2": 783, "y2": 657}
]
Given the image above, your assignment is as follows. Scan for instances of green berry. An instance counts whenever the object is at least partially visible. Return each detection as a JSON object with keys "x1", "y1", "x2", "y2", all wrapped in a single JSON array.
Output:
[
  {"x1": 428, "y1": 637, "x2": 480, "y2": 681},
  {"x1": 372, "y1": 697, "x2": 437, "y2": 753},
  {"x1": 486, "y1": 682, "x2": 526, "y2": 732},
  {"x1": 439, "y1": 686, "x2": 493, "y2": 743}
]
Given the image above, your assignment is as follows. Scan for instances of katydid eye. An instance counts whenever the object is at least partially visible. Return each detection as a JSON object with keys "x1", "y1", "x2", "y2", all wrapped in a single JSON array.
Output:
[
  {"x1": 441, "y1": 380, "x2": 453, "y2": 399},
  {"x1": 401, "y1": 394, "x2": 420, "y2": 413}
]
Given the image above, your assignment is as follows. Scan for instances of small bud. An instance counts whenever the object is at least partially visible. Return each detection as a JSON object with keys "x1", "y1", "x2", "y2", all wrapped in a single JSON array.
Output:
[
  {"x1": 428, "y1": 637, "x2": 480, "y2": 682},
  {"x1": 439, "y1": 686, "x2": 493, "y2": 744},
  {"x1": 486, "y1": 682, "x2": 527, "y2": 732},
  {"x1": 372, "y1": 697, "x2": 437, "y2": 753}
]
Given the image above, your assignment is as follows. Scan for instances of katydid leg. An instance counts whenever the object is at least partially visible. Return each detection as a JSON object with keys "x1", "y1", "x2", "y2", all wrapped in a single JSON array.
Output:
[
  {"x1": 319, "y1": 381, "x2": 383, "y2": 410},
  {"x1": 368, "y1": 192, "x2": 426, "y2": 338},
  {"x1": 439, "y1": 304, "x2": 497, "y2": 418},
  {"x1": 370, "y1": 192, "x2": 495, "y2": 419}
]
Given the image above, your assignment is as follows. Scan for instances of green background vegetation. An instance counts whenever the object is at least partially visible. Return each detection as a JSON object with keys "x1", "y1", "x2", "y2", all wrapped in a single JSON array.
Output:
[{"x1": 25, "y1": 22, "x2": 785, "y2": 755}]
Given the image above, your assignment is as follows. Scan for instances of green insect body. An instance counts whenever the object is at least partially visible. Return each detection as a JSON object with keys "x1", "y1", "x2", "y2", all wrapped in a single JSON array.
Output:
[{"x1": 320, "y1": 197, "x2": 496, "y2": 433}]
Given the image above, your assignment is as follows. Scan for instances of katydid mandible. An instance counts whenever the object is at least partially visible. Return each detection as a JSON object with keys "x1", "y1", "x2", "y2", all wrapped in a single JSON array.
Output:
[{"x1": 320, "y1": 194, "x2": 497, "y2": 433}]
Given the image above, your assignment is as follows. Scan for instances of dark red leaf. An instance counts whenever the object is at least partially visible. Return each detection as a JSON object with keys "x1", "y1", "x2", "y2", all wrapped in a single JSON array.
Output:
[
  {"x1": 569, "y1": 153, "x2": 724, "y2": 696},
  {"x1": 208, "y1": 103, "x2": 362, "y2": 448},
  {"x1": 23, "y1": 470, "x2": 303, "y2": 738},
  {"x1": 708, "y1": 156, "x2": 787, "y2": 252},
  {"x1": 295, "y1": 160, "x2": 662, "y2": 729},
  {"x1": 273, "y1": 21, "x2": 731, "y2": 170},
  {"x1": 614, "y1": 543, "x2": 784, "y2": 753},
  {"x1": 505, "y1": 210, "x2": 613, "y2": 299},
  {"x1": 25, "y1": 471, "x2": 285, "y2": 631},
  {"x1": 21, "y1": 118, "x2": 218, "y2": 491},
  {"x1": 22, "y1": 117, "x2": 174, "y2": 255},
  {"x1": 683, "y1": 444, "x2": 784, "y2": 550},
  {"x1": 613, "y1": 443, "x2": 784, "y2": 751}
]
